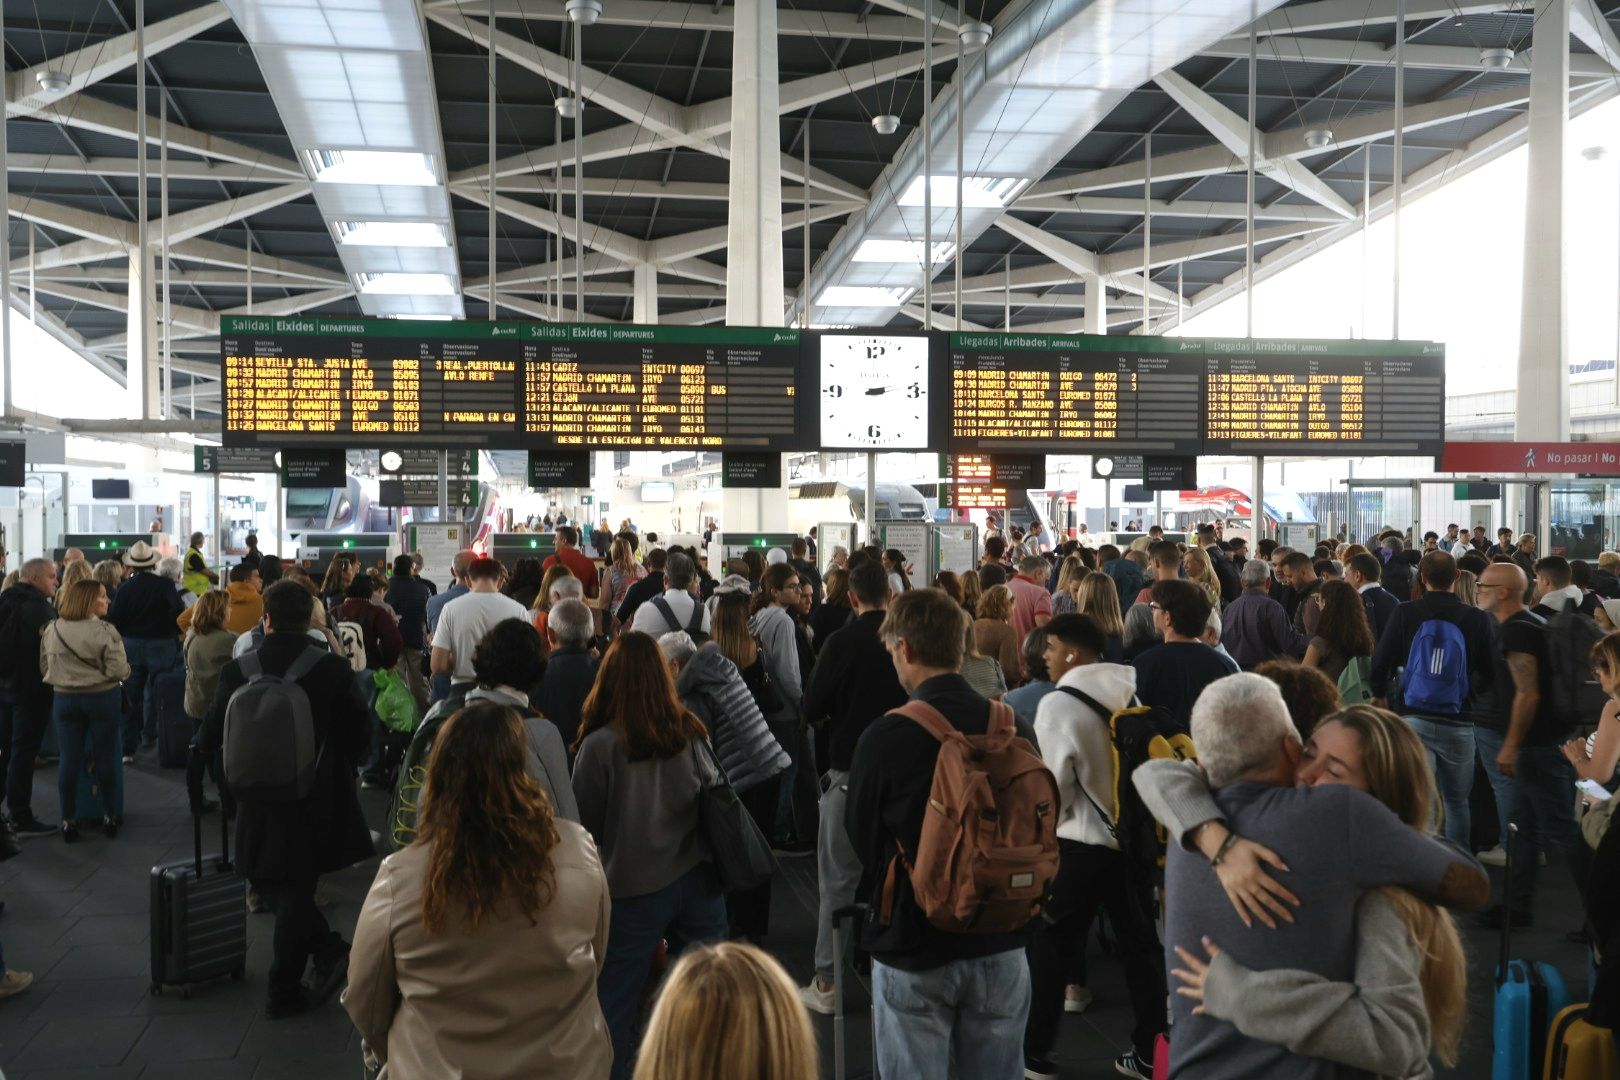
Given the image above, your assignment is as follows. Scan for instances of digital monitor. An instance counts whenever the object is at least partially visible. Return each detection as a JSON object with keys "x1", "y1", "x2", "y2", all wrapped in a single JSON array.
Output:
[
  {"x1": 91, "y1": 478, "x2": 132, "y2": 499},
  {"x1": 640, "y1": 482, "x2": 676, "y2": 503},
  {"x1": 1202, "y1": 339, "x2": 1446, "y2": 456},
  {"x1": 948, "y1": 333, "x2": 1204, "y2": 454},
  {"x1": 522, "y1": 324, "x2": 806, "y2": 451},
  {"x1": 221, "y1": 316, "x2": 524, "y2": 448}
]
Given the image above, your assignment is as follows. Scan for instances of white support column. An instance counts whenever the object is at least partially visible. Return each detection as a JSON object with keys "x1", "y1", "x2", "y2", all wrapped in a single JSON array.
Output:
[
  {"x1": 632, "y1": 262, "x2": 657, "y2": 323},
  {"x1": 126, "y1": 251, "x2": 160, "y2": 418},
  {"x1": 1082, "y1": 271, "x2": 1105, "y2": 334},
  {"x1": 1515, "y1": 0, "x2": 1572, "y2": 440},
  {"x1": 723, "y1": 0, "x2": 786, "y2": 532}
]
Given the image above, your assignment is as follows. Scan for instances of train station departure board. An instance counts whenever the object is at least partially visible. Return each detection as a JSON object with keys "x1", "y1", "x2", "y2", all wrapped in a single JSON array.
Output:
[
  {"x1": 521, "y1": 325, "x2": 805, "y2": 450},
  {"x1": 221, "y1": 317, "x2": 524, "y2": 448},
  {"x1": 949, "y1": 333, "x2": 1205, "y2": 454},
  {"x1": 1202, "y1": 339, "x2": 1446, "y2": 456}
]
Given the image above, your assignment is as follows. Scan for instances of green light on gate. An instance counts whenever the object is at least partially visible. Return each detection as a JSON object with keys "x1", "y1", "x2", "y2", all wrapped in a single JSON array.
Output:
[
  {"x1": 529, "y1": 539, "x2": 539, "y2": 548},
  {"x1": 98, "y1": 541, "x2": 107, "y2": 549},
  {"x1": 342, "y1": 540, "x2": 354, "y2": 549},
  {"x1": 753, "y1": 538, "x2": 766, "y2": 548}
]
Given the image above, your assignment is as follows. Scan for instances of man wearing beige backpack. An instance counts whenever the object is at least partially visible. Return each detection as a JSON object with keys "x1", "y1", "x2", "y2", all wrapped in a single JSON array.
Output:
[{"x1": 846, "y1": 587, "x2": 1055, "y2": 1079}]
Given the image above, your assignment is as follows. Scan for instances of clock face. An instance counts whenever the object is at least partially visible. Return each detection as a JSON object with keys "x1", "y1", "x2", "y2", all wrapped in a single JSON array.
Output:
[{"x1": 819, "y1": 335, "x2": 931, "y2": 449}]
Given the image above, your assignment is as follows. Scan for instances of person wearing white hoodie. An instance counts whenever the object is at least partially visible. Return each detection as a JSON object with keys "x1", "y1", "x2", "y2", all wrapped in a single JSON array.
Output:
[{"x1": 1022, "y1": 613, "x2": 1167, "y2": 1080}]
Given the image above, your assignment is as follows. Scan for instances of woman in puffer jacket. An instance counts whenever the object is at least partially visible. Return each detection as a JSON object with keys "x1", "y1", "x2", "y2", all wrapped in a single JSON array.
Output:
[{"x1": 658, "y1": 630, "x2": 790, "y2": 942}]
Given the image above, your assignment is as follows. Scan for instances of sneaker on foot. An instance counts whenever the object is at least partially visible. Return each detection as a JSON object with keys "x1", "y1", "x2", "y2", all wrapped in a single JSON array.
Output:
[
  {"x1": 1115, "y1": 1047, "x2": 1152, "y2": 1079},
  {"x1": 797, "y1": 977, "x2": 835, "y2": 1015},
  {"x1": 1024, "y1": 1055, "x2": 1060, "y2": 1080},
  {"x1": 1478, "y1": 846, "x2": 1507, "y2": 866},
  {"x1": 246, "y1": 888, "x2": 269, "y2": 915},
  {"x1": 12, "y1": 816, "x2": 55, "y2": 838},
  {"x1": 1064, "y1": 983, "x2": 1094, "y2": 1014},
  {"x1": 121, "y1": 754, "x2": 135, "y2": 765},
  {"x1": 0, "y1": 970, "x2": 33, "y2": 1001}
]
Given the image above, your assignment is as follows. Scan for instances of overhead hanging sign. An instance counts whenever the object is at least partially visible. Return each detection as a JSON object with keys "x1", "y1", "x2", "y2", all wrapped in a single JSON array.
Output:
[
  {"x1": 279, "y1": 449, "x2": 346, "y2": 489},
  {"x1": 0, "y1": 442, "x2": 25, "y2": 487},
  {"x1": 194, "y1": 446, "x2": 280, "y2": 474},
  {"x1": 1441, "y1": 441, "x2": 1620, "y2": 476},
  {"x1": 379, "y1": 449, "x2": 478, "y2": 476},
  {"x1": 1142, "y1": 455, "x2": 1197, "y2": 491},
  {"x1": 721, "y1": 452, "x2": 783, "y2": 489},
  {"x1": 528, "y1": 450, "x2": 592, "y2": 488},
  {"x1": 378, "y1": 479, "x2": 477, "y2": 508},
  {"x1": 949, "y1": 454, "x2": 1046, "y2": 510}
]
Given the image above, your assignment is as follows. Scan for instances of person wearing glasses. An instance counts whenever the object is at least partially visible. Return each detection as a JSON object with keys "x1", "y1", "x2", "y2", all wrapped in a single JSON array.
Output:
[
  {"x1": 1130, "y1": 579, "x2": 1234, "y2": 733},
  {"x1": 750, "y1": 563, "x2": 809, "y2": 851}
]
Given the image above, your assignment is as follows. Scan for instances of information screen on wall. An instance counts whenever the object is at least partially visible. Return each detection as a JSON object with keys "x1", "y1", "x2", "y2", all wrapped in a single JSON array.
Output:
[
  {"x1": 813, "y1": 331, "x2": 944, "y2": 450},
  {"x1": 949, "y1": 454, "x2": 1046, "y2": 510},
  {"x1": 949, "y1": 333, "x2": 1204, "y2": 453},
  {"x1": 1202, "y1": 340, "x2": 1446, "y2": 456},
  {"x1": 522, "y1": 325, "x2": 804, "y2": 450},
  {"x1": 221, "y1": 317, "x2": 523, "y2": 448}
]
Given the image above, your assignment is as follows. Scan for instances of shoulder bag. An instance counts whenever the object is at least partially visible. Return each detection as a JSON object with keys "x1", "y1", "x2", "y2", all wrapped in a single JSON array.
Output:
[{"x1": 695, "y1": 737, "x2": 777, "y2": 893}]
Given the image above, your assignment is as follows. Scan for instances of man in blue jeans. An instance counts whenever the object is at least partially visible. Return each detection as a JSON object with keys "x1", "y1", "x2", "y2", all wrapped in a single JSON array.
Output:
[
  {"x1": 1472, "y1": 561, "x2": 1582, "y2": 928},
  {"x1": 106, "y1": 540, "x2": 183, "y2": 760},
  {"x1": 846, "y1": 588, "x2": 1036, "y2": 1079},
  {"x1": 1369, "y1": 549, "x2": 1494, "y2": 847}
]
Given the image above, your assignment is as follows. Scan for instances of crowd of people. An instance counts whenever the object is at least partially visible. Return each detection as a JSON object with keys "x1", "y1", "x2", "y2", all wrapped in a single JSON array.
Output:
[{"x1": 1, "y1": 514, "x2": 1617, "y2": 1080}]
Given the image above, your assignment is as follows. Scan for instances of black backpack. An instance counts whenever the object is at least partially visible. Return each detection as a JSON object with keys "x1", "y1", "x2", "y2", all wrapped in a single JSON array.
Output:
[
  {"x1": 1545, "y1": 599, "x2": 1608, "y2": 729},
  {"x1": 650, "y1": 595, "x2": 709, "y2": 645}
]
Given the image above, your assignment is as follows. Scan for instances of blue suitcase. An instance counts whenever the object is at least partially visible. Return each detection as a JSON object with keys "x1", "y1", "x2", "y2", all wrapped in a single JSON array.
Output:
[
  {"x1": 154, "y1": 668, "x2": 192, "y2": 769},
  {"x1": 1493, "y1": 823, "x2": 1571, "y2": 1080}
]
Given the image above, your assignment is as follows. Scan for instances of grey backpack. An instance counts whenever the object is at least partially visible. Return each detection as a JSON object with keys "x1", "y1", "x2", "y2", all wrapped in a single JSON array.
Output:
[{"x1": 223, "y1": 648, "x2": 325, "y2": 802}]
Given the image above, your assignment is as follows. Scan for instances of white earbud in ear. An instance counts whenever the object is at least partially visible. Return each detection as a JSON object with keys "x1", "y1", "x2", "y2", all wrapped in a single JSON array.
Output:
[{"x1": 1066, "y1": 654, "x2": 1075, "y2": 662}]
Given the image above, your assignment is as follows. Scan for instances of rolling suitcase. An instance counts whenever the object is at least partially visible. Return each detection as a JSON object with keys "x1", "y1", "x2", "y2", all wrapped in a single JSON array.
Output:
[
  {"x1": 150, "y1": 809, "x2": 247, "y2": 997},
  {"x1": 1495, "y1": 824, "x2": 1572, "y2": 1080},
  {"x1": 154, "y1": 668, "x2": 192, "y2": 769},
  {"x1": 1543, "y1": 1003, "x2": 1620, "y2": 1079},
  {"x1": 832, "y1": 904, "x2": 878, "y2": 1080}
]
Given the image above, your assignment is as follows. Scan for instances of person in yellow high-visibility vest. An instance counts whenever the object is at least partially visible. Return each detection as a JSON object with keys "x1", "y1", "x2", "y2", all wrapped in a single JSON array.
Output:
[{"x1": 181, "y1": 532, "x2": 217, "y2": 597}]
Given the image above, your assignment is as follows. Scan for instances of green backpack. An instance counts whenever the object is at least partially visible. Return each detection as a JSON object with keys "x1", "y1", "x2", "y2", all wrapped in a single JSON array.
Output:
[{"x1": 1337, "y1": 655, "x2": 1373, "y2": 705}]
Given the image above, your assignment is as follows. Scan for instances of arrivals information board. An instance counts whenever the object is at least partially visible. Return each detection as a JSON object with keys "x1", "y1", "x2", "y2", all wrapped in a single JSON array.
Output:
[
  {"x1": 948, "y1": 333, "x2": 1205, "y2": 454},
  {"x1": 221, "y1": 317, "x2": 523, "y2": 448},
  {"x1": 521, "y1": 325, "x2": 804, "y2": 450},
  {"x1": 1201, "y1": 340, "x2": 1446, "y2": 456}
]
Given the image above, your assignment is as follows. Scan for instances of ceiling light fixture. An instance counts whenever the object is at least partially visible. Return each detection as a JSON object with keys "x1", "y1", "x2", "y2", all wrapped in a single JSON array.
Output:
[
  {"x1": 556, "y1": 96, "x2": 580, "y2": 119},
  {"x1": 1303, "y1": 128, "x2": 1334, "y2": 150},
  {"x1": 872, "y1": 114, "x2": 900, "y2": 135},
  {"x1": 35, "y1": 70, "x2": 71, "y2": 96},
  {"x1": 958, "y1": 21, "x2": 993, "y2": 49},
  {"x1": 334, "y1": 220, "x2": 450, "y2": 247},
  {"x1": 357, "y1": 272, "x2": 457, "y2": 296},
  {"x1": 1479, "y1": 47, "x2": 1515, "y2": 69},
  {"x1": 304, "y1": 149, "x2": 438, "y2": 187},
  {"x1": 566, "y1": 0, "x2": 602, "y2": 24},
  {"x1": 898, "y1": 175, "x2": 1030, "y2": 208},
  {"x1": 816, "y1": 285, "x2": 916, "y2": 308}
]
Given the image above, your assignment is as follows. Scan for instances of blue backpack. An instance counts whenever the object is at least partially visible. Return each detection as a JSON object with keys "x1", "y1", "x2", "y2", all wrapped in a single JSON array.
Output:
[{"x1": 1400, "y1": 618, "x2": 1470, "y2": 714}]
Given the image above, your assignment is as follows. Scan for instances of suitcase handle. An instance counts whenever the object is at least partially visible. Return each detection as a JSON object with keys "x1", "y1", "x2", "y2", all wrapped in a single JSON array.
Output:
[
  {"x1": 192, "y1": 804, "x2": 232, "y2": 880},
  {"x1": 1498, "y1": 822, "x2": 1517, "y2": 983}
]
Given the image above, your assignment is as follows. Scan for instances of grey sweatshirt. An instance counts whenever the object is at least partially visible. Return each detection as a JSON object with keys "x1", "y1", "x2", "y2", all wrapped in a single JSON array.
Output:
[
  {"x1": 462, "y1": 686, "x2": 579, "y2": 822},
  {"x1": 748, "y1": 605, "x2": 802, "y2": 720},
  {"x1": 1132, "y1": 759, "x2": 1485, "y2": 1080},
  {"x1": 1140, "y1": 761, "x2": 1434, "y2": 1080}
]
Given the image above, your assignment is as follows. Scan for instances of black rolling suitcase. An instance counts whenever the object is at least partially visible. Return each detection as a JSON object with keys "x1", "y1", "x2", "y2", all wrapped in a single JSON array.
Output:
[{"x1": 150, "y1": 810, "x2": 247, "y2": 997}]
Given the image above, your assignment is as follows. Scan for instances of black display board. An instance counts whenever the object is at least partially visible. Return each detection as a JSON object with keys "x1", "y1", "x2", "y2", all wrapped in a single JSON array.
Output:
[
  {"x1": 523, "y1": 325, "x2": 806, "y2": 450},
  {"x1": 950, "y1": 333, "x2": 1204, "y2": 454},
  {"x1": 0, "y1": 442, "x2": 24, "y2": 487},
  {"x1": 380, "y1": 449, "x2": 477, "y2": 476},
  {"x1": 949, "y1": 454, "x2": 1046, "y2": 510},
  {"x1": 721, "y1": 452, "x2": 783, "y2": 488},
  {"x1": 1142, "y1": 455, "x2": 1196, "y2": 491},
  {"x1": 528, "y1": 450, "x2": 592, "y2": 488},
  {"x1": 1202, "y1": 340, "x2": 1446, "y2": 456},
  {"x1": 194, "y1": 446, "x2": 279, "y2": 474},
  {"x1": 280, "y1": 449, "x2": 345, "y2": 488},
  {"x1": 222, "y1": 317, "x2": 523, "y2": 448},
  {"x1": 379, "y1": 478, "x2": 477, "y2": 508}
]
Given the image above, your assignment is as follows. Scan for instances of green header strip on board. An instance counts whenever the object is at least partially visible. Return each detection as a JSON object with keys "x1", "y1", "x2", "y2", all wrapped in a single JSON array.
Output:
[
  {"x1": 949, "y1": 332, "x2": 1441, "y2": 359},
  {"x1": 221, "y1": 315, "x2": 799, "y2": 348}
]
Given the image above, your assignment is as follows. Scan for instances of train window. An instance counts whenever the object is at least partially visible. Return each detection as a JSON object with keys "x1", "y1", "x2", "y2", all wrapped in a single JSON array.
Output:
[
  {"x1": 285, "y1": 490, "x2": 330, "y2": 518},
  {"x1": 332, "y1": 494, "x2": 354, "y2": 528},
  {"x1": 898, "y1": 502, "x2": 928, "y2": 520}
]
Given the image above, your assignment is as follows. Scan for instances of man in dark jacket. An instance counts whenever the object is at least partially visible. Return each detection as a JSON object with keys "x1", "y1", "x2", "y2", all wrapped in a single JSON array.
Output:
[
  {"x1": 1098, "y1": 545, "x2": 1144, "y2": 613},
  {"x1": 614, "y1": 547, "x2": 667, "y2": 627},
  {"x1": 846, "y1": 587, "x2": 1037, "y2": 1079},
  {"x1": 384, "y1": 554, "x2": 430, "y2": 713},
  {"x1": 0, "y1": 558, "x2": 58, "y2": 835},
  {"x1": 1346, "y1": 551, "x2": 1400, "y2": 641},
  {"x1": 106, "y1": 540, "x2": 184, "y2": 757},
  {"x1": 198, "y1": 580, "x2": 373, "y2": 1018},
  {"x1": 1380, "y1": 536, "x2": 1415, "y2": 602},
  {"x1": 535, "y1": 598, "x2": 598, "y2": 753},
  {"x1": 1197, "y1": 525, "x2": 1242, "y2": 605},
  {"x1": 1368, "y1": 550, "x2": 1495, "y2": 847},
  {"x1": 799, "y1": 559, "x2": 908, "y2": 1013}
]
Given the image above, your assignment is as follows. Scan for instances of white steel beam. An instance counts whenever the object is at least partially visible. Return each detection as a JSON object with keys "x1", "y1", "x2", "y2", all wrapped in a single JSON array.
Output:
[
  {"x1": 995, "y1": 217, "x2": 1182, "y2": 304},
  {"x1": 1243, "y1": 0, "x2": 1524, "y2": 37},
  {"x1": 7, "y1": 195, "x2": 135, "y2": 246},
  {"x1": 900, "y1": 304, "x2": 989, "y2": 331},
  {"x1": 6, "y1": 2, "x2": 231, "y2": 117},
  {"x1": 460, "y1": 175, "x2": 847, "y2": 205},
  {"x1": 474, "y1": 251, "x2": 629, "y2": 290},
  {"x1": 456, "y1": 188, "x2": 650, "y2": 264},
  {"x1": 27, "y1": 94, "x2": 304, "y2": 175},
  {"x1": 6, "y1": 154, "x2": 301, "y2": 186},
  {"x1": 162, "y1": 182, "x2": 311, "y2": 245},
  {"x1": 424, "y1": 0, "x2": 954, "y2": 43},
  {"x1": 1201, "y1": 33, "x2": 1615, "y2": 78},
  {"x1": 646, "y1": 203, "x2": 861, "y2": 264},
  {"x1": 1570, "y1": 0, "x2": 1620, "y2": 73},
  {"x1": 1016, "y1": 194, "x2": 1343, "y2": 222},
  {"x1": 1154, "y1": 70, "x2": 1356, "y2": 217},
  {"x1": 460, "y1": 287, "x2": 616, "y2": 323},
  {"x1": 1097, "y1": 220, "x2": 1336, "y2": 273}
]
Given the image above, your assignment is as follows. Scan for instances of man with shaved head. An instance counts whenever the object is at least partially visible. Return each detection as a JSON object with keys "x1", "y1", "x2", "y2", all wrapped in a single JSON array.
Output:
[{"x1": 1471, "y1": 561, "x2": 1580, "y2": 929}]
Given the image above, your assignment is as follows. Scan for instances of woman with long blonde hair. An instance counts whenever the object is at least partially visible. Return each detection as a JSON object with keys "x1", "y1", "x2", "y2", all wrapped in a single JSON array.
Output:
[
  {"x1": 1182, "y1": 546, "x2": 1223, "y2": 607},
  {"x1": 1154, "y1": 704, "x2": 1468, "y2": 1076},
  {"x1": 1051, "y1": 555, "x2": 1086, "y2": 616},
  {"x1": 1076, "y1": 571, "x2": 1126, "y2": 662},
  {"x1": 633, "y1": 942, "x2": 817, "y2": 1080}
]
